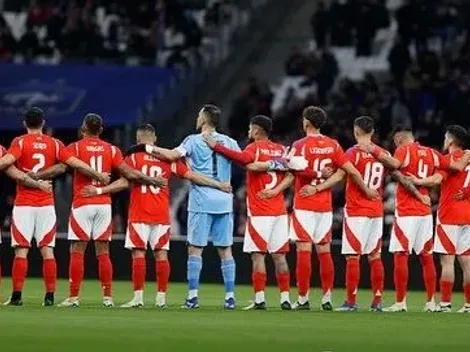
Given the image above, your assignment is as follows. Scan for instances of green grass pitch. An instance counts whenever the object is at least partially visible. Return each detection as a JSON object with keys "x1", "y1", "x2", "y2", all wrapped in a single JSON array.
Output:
[{"x1": 0, "y1": 279, "x2": 468, "y2": 352}]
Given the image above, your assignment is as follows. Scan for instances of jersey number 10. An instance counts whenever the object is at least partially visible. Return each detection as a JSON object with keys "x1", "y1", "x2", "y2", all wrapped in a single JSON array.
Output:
[{"x1": 141, "y1": 165, "x2": 163, "y2": 194}]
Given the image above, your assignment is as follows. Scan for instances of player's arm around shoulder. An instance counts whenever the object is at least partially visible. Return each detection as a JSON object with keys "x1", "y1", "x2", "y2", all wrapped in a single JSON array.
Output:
[
  {"x1": 4, "y1": 165, "x2": 53, "y2": 193},
  {"x1": 357, "y1": 143, "x2": 401, "y2": 170},
  {"x1": 183, "y1": 170, "x2": 232, "y2": 193},
  {"x1": 0, "y1": 138, "x2": 20, "y2": 171},
  {"x1": 117, "y1": 158, "x2": 168, "y2": 187}
]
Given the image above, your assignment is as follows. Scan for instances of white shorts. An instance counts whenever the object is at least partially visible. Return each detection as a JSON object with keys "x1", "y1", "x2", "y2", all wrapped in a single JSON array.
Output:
[
  {"x1": 434, "y1": 221, "x2": 470, "y2": 255},
  {"x1": 125, "y1": 223, "x2": 171, "y2": 251},
  {"x1": 68, "y1": 205, "x2": 112, "y2": 242},
  {"x1": 389, "y1": 214, "x2": 433, "y2": 254},
  {"x1": 341, "y1": 213, "x2": 383, "y2": 255},
  {"x1": 11, "y1": 206, "x2": 57, "y2": 248},
  {"x1": 289, "y1": 209, "x2": 332, "y2": 244},
  {"x1": 243, "y1": 215, "x2": 289, "y2": 253}
]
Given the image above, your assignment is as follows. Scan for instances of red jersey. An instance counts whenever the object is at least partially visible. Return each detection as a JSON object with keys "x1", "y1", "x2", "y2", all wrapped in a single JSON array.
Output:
[
  {"x1": 291, "y1": 134, "x2": 348, "y2": 212},
  {"x1": 245, "y1": 141, "x2": 287, "y2": 216},
  {"x1": 437, "y1": 150, "x2": 470, "y2": 225},
  {"x1": 8, "y1": 133, "x2": 71, "y2": 206},
  {"x1": 394, "y1": 142, "x2": 438, "y2": 216},
  {"x1": 68, "y1": 136, "x2": 123, "y2": 208},
  {"x1": 127, "y1": 152, "x2": 189, "y2": 224},
  {"x1": 345, "y1": 145, "x2": 386, "y2": 217}
]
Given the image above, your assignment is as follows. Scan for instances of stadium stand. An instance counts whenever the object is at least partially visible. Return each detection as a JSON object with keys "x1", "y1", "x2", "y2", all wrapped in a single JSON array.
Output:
[{"x1": 223, "y1": 0, "x2": 470, "y2": 238}]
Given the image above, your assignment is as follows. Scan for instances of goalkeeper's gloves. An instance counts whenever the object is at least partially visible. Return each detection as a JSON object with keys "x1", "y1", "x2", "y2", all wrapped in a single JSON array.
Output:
[
  {"x1": 267, "y1": 159, "x2": 289, "y2": 171},
  {"x1": 287, "y1": 156, "x2": 308, "y2": 171}
]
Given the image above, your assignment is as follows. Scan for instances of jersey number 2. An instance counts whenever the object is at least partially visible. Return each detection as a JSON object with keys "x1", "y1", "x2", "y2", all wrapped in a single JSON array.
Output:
[{"x1": 32, "y1": 153, "x2": 45, "y2": 172}]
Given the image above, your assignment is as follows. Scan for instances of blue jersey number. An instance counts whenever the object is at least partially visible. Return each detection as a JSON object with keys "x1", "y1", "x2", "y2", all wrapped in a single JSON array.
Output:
[{"x1": 212, "y1": 151, "x2": 218, "y2": 179}]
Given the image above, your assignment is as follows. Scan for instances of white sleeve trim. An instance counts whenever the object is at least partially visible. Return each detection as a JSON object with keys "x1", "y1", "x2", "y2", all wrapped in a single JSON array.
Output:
[{"x1": 174, "y1": 146, "x2": 187, "y2": 157}]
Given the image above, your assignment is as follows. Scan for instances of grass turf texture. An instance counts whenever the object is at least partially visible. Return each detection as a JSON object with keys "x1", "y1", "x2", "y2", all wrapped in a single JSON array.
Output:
[{"x1": 0, "y1": 279, "x2": 468, "y2": 352}]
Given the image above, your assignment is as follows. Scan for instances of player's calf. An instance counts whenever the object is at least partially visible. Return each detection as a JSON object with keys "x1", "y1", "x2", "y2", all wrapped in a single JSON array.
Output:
[
  {"x1": 96, "y1": 241, "x2": 113, "y2": 303},
  {"x1": 155, "y1": 249, "x2": 170, "y2": 308},
  {"x1": 272, "y1": 253, "x2": 292, "y2": 309},
  {"x1": 294, "y1": 243, "x2": 312, "y2": 309},
  {"x1": 121, "y1": 250, "x2": 146, "y2": 308},
  {"x1": 458, "y1": 254, "x2": 470, "y2": 313},
  {"x1": 6, "y1": 249, "x2": 29, "y2": 306}
]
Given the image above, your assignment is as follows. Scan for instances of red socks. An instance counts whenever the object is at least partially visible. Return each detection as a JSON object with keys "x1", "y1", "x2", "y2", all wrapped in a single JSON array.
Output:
[
  {"x1": 296, "y1": 250, "x2": 311, "y2": 296},
  {"x1": 252, "y1": 271, "x2": 267, "y2": 292},
  {"x1": 369, "y1": 258, "x2": 384, "y2": 305},
  {"x1": 156, "y1": 259, "x2": 170, "y2": 293},
  {"x1": 43, "y1": 258, "x2": 57, "y2": 293},
  {"x1": 69, "y1": 252, "x2": 84, "y2": 297},
  {"x1": 132, "y1": 257, "x2": 146, "y2": 291},
  {"x1": 464, "y1": 283, "x2": 470, "y2": 304},
  {"x1": 276, "y1": 272, "x2": 290, "y2": 293},
  {"x1": 318, "y1": 252, "x2": 334, "y2": 295},
  {"x1": 98, "y1": 254, "x2": 113, "y2": 297},
  {"x1": 419, "y1": 254, "x2": 436, "y2": 302},
  {"x1": 394, "y1": 252, "x2": 408, "y2": 302},
  {"x1": 440, "y1": 280, "x2": 453, "y2": 303},
  {"x1": 12, "y1": 257, "x2": 28, "y2": 292},
  {"x1": 346, "y1": 257, "x2": 360, "y2": 305}
]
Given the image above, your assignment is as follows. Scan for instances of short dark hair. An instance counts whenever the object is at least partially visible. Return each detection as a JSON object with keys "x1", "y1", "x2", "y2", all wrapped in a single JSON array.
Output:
[
  {"x1": 137, "y1": 123, "x2": 155, "y2": 134},
  {"x1": 250, "y1": 115, "x2": 272, "y2": 134},
  {"x1": 446, "y1": 125, "x2": 468, "y2": 148},
  {"x1": 24, "y1": 107, "x2": 44, "y2": 129},
  {"x1": 83, "y1": 113, "x2": 103, "y2": 136},
  {"x1": 302, "y1": 106, "x2": 327, "y2": 129},
  {"x1": 391, "y1": 124, "x2": 413, "y2": 136},
  {"x1": 201, "y1": 104, "x2": 221, "y2": 127},
  {"x1": 354, "y1": 116, "x2": 375, "y2": 134}
]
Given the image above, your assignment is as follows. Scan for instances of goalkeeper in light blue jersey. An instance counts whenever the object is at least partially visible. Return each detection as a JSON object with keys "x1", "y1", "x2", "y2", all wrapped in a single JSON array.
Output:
[{"x1": 145, "y1": 105, "x2": 240, "y2": 309}]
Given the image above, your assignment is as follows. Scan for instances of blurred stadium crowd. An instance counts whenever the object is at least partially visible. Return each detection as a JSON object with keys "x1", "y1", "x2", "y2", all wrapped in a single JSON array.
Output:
[
  {"x1": 227, "y1": 0, "x2": 470, "y2": 238},
  {"x1": 0, "y1": 0, "x2": 245, "y2": 67}
]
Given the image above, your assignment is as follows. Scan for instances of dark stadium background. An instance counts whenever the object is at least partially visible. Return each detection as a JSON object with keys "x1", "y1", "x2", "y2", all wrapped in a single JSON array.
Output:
[{"x1": 0, "y1": 0, "x2": 468, "y2": 290}]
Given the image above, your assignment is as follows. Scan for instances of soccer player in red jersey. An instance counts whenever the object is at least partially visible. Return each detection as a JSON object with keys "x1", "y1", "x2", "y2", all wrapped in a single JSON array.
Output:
[
  {"x1": 318, "y1": 116, "x2": 388, "y2": 311},
  {"x1": 203, "y1": 115, "x2": 293, "y2": 310},
  {"x1": 0, "y1": 108, "x2": 108, "y2": 306},
  {"x1": 267, "y1": 106, "x2": 378, "y2": 310},
  {"x1": 81, "y1": 124, "x2": 231, "y2": 308},
  {"x1": 32, "y1": 114, "x2": 166, "y2": 307},
  {"x1": 363, "y1": 125, "x2": 469, "y2": 312},
  {"x1": 406, "y1": 126, "x2": 470, "y2": 313},
  {"x1": 0, "y1": 143, "x2": 55, "y2": 302}
]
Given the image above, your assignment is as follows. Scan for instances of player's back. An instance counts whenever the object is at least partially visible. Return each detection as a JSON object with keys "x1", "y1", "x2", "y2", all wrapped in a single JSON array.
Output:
[
  {"x1": 395, "y1": 142, "x2": 436, "y2": 216},
  {"x1": 9, "y1": 133, "x2": 67, "y2": 206},
  {"x1": 438, "y1": 149, "x2": 470, "y2": 225},
  {"x1": 181, "y1": 132, "x2": 238, "y2": 214},
  {"x1": 69, "y1": 136, "x2": 122, "y2": 207},
  {"x1": 345, "y1": 146, "x2": 385, "y2": 217},
  {"x1": 127, "y1": 152, "x2": 173, "y2": 224},
  {"x1": 246, "y1": 140, "x2": 286, "y2": 216},
  {"x1": 292, "y1": 134, "x2": 347, "y2": 212}
]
